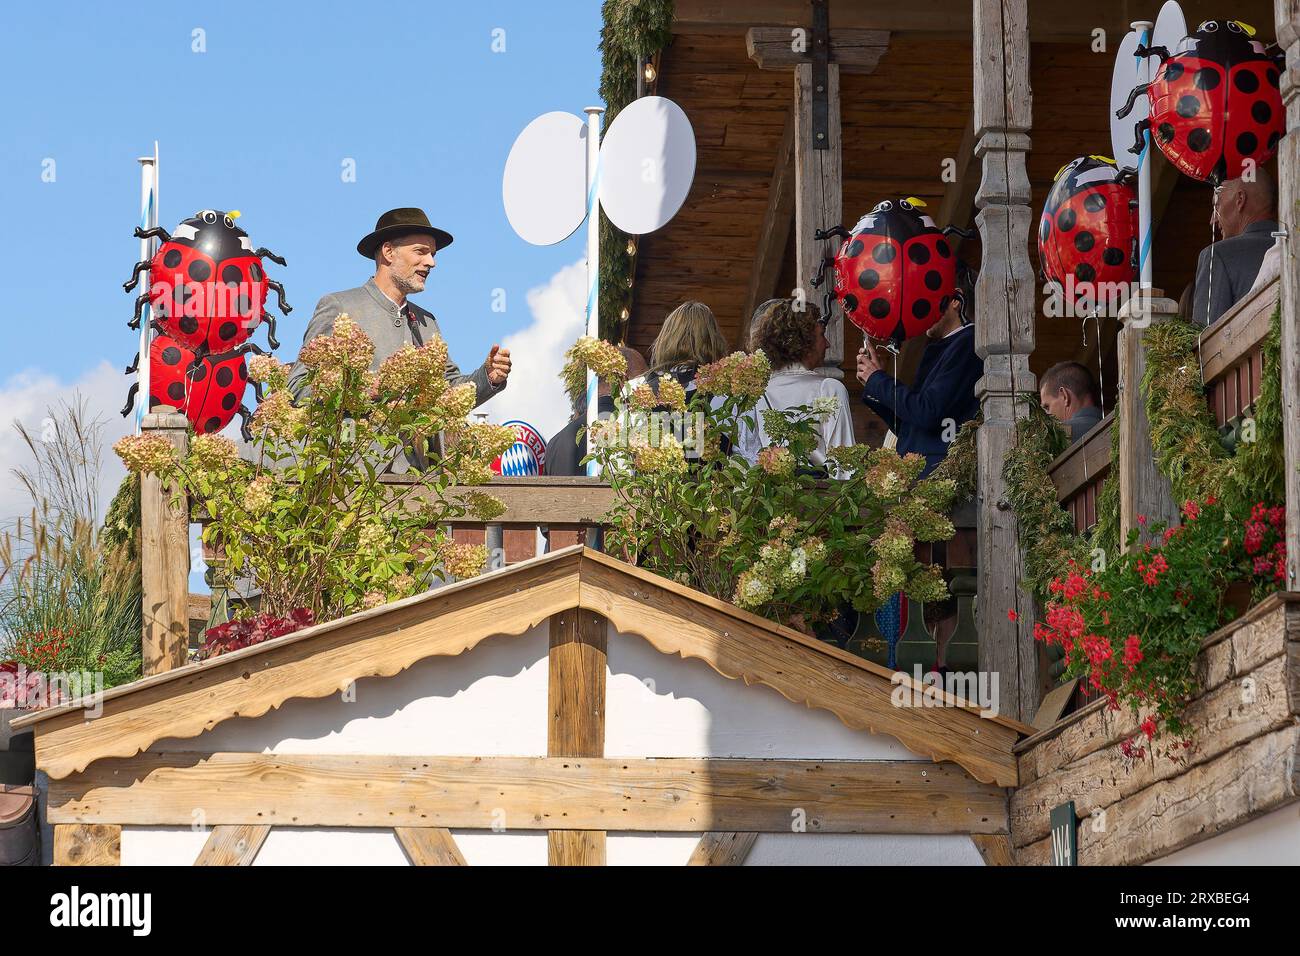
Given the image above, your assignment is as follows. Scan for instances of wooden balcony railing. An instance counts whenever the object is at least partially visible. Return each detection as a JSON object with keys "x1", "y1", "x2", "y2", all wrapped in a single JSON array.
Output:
[
  {"x1": 1048, "y1": 412, "x2": 1113, "y2": 534},
  {"x1": 1201, "y1": 276, "x2": 1278, "y2": 433}
]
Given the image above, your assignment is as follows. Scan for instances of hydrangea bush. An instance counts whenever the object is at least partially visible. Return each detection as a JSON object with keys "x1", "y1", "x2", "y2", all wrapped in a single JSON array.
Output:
[
  {"x1": 567, "y1": 343, "x2": 957, "y2": 633},
  {"x1": 116, "y1": 315, "x2": 516, "y2": 623}
]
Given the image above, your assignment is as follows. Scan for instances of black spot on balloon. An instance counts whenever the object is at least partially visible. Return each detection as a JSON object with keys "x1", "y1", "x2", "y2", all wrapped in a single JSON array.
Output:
[
  {"x1": 872, "y1": 242, "x2": 897, "y2": 264},
  {"x1": 1058, "y1": 208, "x2": 1076, "y2": 232},
  {"x1": 190, "y1": 363, "x2": 207, "y2": 383},
  {"x1": 869, "y1": 298, "x2": 891, "y2": 319},
  {"x1": 1176, "y1": 95, "x2": 1201, "y2": 119},
  {"x1": 859, "y1": 269, "x2": 880, "y2": 290},
  {"x1": 1074, "y1": 231, "x2": 1095, "y2": 253},
  {"x1": 1252, "y1": 100, "x2": 1272, "y2": 124},
  {"x1": 1083, "y1": 192, "x2": 1107, "y2": 213},
  {"x1": 1194, "y1": 68, "x2": 1220, "y2": 91},
  {"x1": 238, "y1": 364, "x2": 247, "y2": 381},
  {"x1": 238, "y1": 294, "x2": 253, "y2": 317},
  {"x1": 1158, "y1": 122, "x2": 1176, "y2": 144},
  {"x1": 924, "y1": 270, "x2": 943, "y2": 291},
  {"x1": 161, "y1": 346, "x2": 181, "y2": 365},
  {"x1": 1164, "y1": 61, "x2": 1185, "y2": 82},
  {"x1": 1103, "y1": 247, "x2": 1125, "y2": 267},
  {"x1": 221, "y1": 393, "x2": 237, "y2": 411},
  {"x1": 249, "y1": 262, "x2": 263, "y2": 281},
  {"x1": 1237, "y1": 132, "x2": 1259, "y2": 156},
  {"x1": 216, "y1": 366, "x2": 234, "y2": 387},
  {"x1": 174, "y1": 283, "x2": 190, "y2": 305},
  {"x1": 1188, "y1": 128, "x2": 1212, "y2": 152},
  {"x1": 179, "y1": 316, "x2": 199, "y2": 335},
  {"x1": 219, "y1": 321, "x2": 237, "y2": 341},
  {"x1": 936, "y1": 239, "x2": 951, "y2": 258},
  {"x1": 188, "y1": 260, "x2": 211, "y2": 282},
  {"x1": 167, "y1": 382, "x2": 185, "y2": 402},
  {"x1": 847, "y1": 239, "x2": 864, "y2": 257},
  {"x1": 204, "y1": 417, "x2": 221, "y2": 434},
  {"x1": 911, "y1": 299, "x2": 931, "y2": 319},
  {"x1": 1234, "y1": 70, "x2": 1260, "y2": 94},
  {"x1": 843, "y1": 293, "x2": 859, "y2": 313},
  {"x1": 1075, "y1": 263, "x2": 1096, "y2": 284},
  {"x1": 907, "y1": 244, "x2": 931, "y2": 265},
  {"x1": 222, "y1": 265, "x2": 242, "y2": 285},
  {"x1": 163, "y1": 249, "x2": 182, "y2": 268}
]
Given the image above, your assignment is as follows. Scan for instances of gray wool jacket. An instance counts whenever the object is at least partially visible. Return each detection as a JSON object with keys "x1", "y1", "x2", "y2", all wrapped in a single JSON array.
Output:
[
  {"x1": 286, "y1": 278, "x2": 503, "y2": 471},
  {"x1": 287, "y1": 277, "x2": 500, "y2": 406},
  {"x1": 1190, "y1": 220, "x2": 1279, "y2": 328}
]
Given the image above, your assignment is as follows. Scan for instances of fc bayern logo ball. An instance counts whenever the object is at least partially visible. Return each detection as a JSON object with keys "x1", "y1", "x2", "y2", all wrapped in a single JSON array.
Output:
[{"x1": 490, "y1": 420, "x2": 547, "y2": 476}]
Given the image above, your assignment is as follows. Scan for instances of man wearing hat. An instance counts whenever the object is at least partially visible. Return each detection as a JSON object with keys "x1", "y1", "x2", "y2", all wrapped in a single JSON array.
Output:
[{"x1": 288, "y1": 207, "x2": 511, "y2": 404}]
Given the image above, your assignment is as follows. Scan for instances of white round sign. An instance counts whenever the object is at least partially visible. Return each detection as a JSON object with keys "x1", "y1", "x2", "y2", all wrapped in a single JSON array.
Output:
[
  {"x1": 1110, "y1": 30, "x2": 1149, "y2": 166},
  {"x1": 1153, "y1": 1, "x2": 1189, "y2": 58},
  {"x1": 502, "y1": 111, "x2": 588, "y2": 246},
  {"x1": 597, "y1": 96, "x2": 696, "y2": 236}
]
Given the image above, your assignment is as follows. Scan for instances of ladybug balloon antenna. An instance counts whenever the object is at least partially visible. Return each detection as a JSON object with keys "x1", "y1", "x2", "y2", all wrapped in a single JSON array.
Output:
[
  {"x1": 255, "y1": 246, "x2": 287, "y2": 267},
  {"x1": 125, "y1": 351, "x2": 140, "y2": 375},
  {"x1": 119, "y1": 382, "x2": 139, "y2": 418},
  {"x1": 1133, "y1": 43, "x2": 1170, "y2": 63},
  {"x1": 128, "y1": 293, "x2": 151, "y2": 330},
  {"x1": 133, "y1": 224, "x2": 172, "y2": 245},
  {"x1": 236, "y1": 405, "x2": 254, "y2": 443},
  {"x1": 812, "y1": 225, "x2": 851, "y2": 244},
  {"x1": 1115, "y1": 83, "x2": 1152, "y2": 120},
  {"x1": 1127, "y1": 118, "x2": 1152, "y2": 157},
  {"x1": 942, "y1": 224, "x2": 976, "y2": 240}
]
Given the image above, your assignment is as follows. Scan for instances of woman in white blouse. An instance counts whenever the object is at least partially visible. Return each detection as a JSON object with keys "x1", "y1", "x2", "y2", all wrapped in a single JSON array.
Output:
[{"x1": 739, "y1": 298, "x2": 856, "y2": 469}]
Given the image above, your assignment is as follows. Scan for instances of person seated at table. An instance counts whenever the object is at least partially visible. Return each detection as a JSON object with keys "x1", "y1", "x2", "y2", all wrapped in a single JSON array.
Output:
[
  {"x1": 1191, "y1": 171, "x2": 1279, "y2": 327},
  {"x1": 1039, "y1": 361, "x2": 1103, "y2": 442},
  {"x1": 546, "y1": 346, "x2": 648, "y2": 476},
  {"x1": 855, "y1": 264, "x2": 982, "y2": 477},
  {"x1": 738, "y1": 298, "x2": 855, "y2": 469}
]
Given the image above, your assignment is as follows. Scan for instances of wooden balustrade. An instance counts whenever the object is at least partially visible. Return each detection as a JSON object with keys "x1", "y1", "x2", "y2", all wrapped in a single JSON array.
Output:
[
  {"x1": 1047, "y1": 412, "x2": 1113, "y2": 535},
  {"x1": 1201, "y1": 277, "x2": 1278, "y2": 433}
]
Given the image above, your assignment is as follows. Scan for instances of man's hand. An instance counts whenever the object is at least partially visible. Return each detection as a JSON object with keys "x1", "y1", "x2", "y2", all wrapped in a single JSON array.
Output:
[
  {"x1": 855, "y1": 342, "x2": 885, "y2": 386},
  {"x1": 487, "y1": 344, "x2": 511, "y2": 387}
]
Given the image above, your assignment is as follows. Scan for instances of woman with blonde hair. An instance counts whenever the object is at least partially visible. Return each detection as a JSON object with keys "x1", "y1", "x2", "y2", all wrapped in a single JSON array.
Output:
[
  {"x1": 739, "y1": 298, "x2": 855, "y2": 468},
  {"x1": 647, "y1": 300, "x2": 728, "y2": 376}
]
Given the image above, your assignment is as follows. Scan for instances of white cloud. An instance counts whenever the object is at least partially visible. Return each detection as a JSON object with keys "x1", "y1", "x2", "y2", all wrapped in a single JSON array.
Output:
[
  {"x1": 0, "y1": 361, "x2": 134, "y2": 529},
  {"x1": 472, "y1": 259, "x2": 586, "y2": 444}
]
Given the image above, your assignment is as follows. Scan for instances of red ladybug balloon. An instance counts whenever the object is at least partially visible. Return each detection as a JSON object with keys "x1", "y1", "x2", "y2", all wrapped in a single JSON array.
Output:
[
  {"x1": 815, "y1": 198, "x2": 961, "y2": 344},
  {"x1": 123, "y1": 209, "x2": 291, "y2": 356},
  {"x1": 1119, "y1": 19, "x2": 1283, "y2": 185},
  {"x1": 140, "y1": 333, "x2": 256, "y2": 438},
  {"x1": 1038, "y1": 156, "x2": 1137, "y2": 306}
]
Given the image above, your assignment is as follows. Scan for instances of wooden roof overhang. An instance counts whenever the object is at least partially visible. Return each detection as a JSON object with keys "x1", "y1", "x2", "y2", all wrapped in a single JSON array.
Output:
[
  {"x1": 626, "y1": 0, "x2": 1275, "y2": 433},
  {"x1": 16, "y1": 546, "x2": 1030, "y2": 788}
]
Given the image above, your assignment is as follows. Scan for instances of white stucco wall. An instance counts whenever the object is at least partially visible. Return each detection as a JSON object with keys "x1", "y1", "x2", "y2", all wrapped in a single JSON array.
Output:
[
  {"x1": 1147, "y1": 802, "x2": 1300, "y2": 866},
  {"x1": 118, "y1": 621, "x2": 982, "y2": 866}
]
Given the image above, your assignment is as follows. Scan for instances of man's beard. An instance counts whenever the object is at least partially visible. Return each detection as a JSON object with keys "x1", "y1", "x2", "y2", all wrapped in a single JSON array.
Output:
[{"x1": 393, "y1": 270, "x2": 426, "y2": 296}]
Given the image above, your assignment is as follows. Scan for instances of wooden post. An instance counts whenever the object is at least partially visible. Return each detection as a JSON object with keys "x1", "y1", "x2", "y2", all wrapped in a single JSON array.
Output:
[
  {"x1": 794, "y1": 60, "x2": 844, "y2": 373},
  {"x1": 1116, "y1": 291, "x2": 1180, "y2": 547},
  {"x1": 971, "y1": 0, "x2": 1039, "y2": 722},
  {"x1": 546, "y1": 608, "x2": 607, "y2": 865},
  {"x1": 140, "y1": 410, "x2": 190, "y2": 676},
  {"x1": 1277, "y1": 1, "x2": 1300, "y2": 591}
]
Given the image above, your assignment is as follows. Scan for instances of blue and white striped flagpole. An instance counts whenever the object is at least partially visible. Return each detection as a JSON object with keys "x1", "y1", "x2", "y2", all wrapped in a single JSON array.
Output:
[
  {"x1": 583, "y1": 106, "x2": 604, "y2": 478},
  {"x1": 135, "y1": 142, "x2": 159, "y2": 433},
  {"x1": 1133, "y1": 21, "x2": 1155, "y2": 292}
]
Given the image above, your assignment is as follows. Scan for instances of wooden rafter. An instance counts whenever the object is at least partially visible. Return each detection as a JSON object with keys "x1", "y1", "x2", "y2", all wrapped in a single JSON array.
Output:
[
  {"x1": 395, "y1": 827, "x2": 468, "y2": 866},
  {"x1": 741, "y1": 106, "x2": 796, "y2": 346},
  {"x1": 688, "y1": 831, "x2": 758, "y2": 865},
  {"x1": 47, "y1": 754, "x2": 1010, "y2": 834},
  {"x1": 194, "y1": 824, "x2": 270, "y2": 866},
  {"x1": 746, "y1": 28, "x2": 888, "y2": 73}
]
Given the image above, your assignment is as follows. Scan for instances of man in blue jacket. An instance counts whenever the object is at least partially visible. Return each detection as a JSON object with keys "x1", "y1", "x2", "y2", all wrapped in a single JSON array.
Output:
[{"x1": 855, "y1": 268, "x2": 982, "y2": 477}]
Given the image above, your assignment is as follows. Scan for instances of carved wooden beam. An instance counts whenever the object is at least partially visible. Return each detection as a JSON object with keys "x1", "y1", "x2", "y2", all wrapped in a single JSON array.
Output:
[{"x1": 746, "y1": 27, "x2": 889, "y2": 73}]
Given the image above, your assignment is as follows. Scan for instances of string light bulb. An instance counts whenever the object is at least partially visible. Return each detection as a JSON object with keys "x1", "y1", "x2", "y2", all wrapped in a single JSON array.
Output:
[
  {"x1": 643, "y1": 62, "x2": 657, "y2": 83},
  {"x1": 626, "y1": 239, "x2": 637, "y2": 256}
]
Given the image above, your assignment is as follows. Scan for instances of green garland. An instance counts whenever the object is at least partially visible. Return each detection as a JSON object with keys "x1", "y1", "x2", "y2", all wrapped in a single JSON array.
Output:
[
  {"x1": 932, "y1": 416, "x2": 980, "y2": 503},
  {"x1": 598, "y1": 0, "x2": 675, "y2": 341},
  {"x1": 1003, "y1": 401, "x2": 1092, "y2": 602}
]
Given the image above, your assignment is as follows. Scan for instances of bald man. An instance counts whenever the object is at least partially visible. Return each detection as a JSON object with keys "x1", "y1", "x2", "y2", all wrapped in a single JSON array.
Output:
[{"x1": 1190, "y1": 171, "x2": 1279, "y2": 327}]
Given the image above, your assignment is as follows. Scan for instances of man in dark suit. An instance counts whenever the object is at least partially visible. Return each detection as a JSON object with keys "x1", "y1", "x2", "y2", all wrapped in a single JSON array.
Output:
[
  {"x1": 1191, "y1": 171, "x2": 1279, "y2": 327},
  {"x1": 546, "y1": 346, "x2": 647, "y2": 476}
]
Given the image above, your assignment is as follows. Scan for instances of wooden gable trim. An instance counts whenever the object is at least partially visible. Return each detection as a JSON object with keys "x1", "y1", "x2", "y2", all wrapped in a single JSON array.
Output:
[
  {"x1": 26, "y1": 546, "x2": 1026, "y2": 788},
  {"x1": 577, "y1": 549, "x2": 1025, "y2": 786},
  {"x1": 24, "y1": 550, "x2": 584, "y2": 780}
]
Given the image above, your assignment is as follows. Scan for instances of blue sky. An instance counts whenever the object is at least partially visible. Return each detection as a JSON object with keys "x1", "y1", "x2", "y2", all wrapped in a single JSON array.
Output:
[{"x1": 0, "y1": 0, "x2": 601, "y2": 392}]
